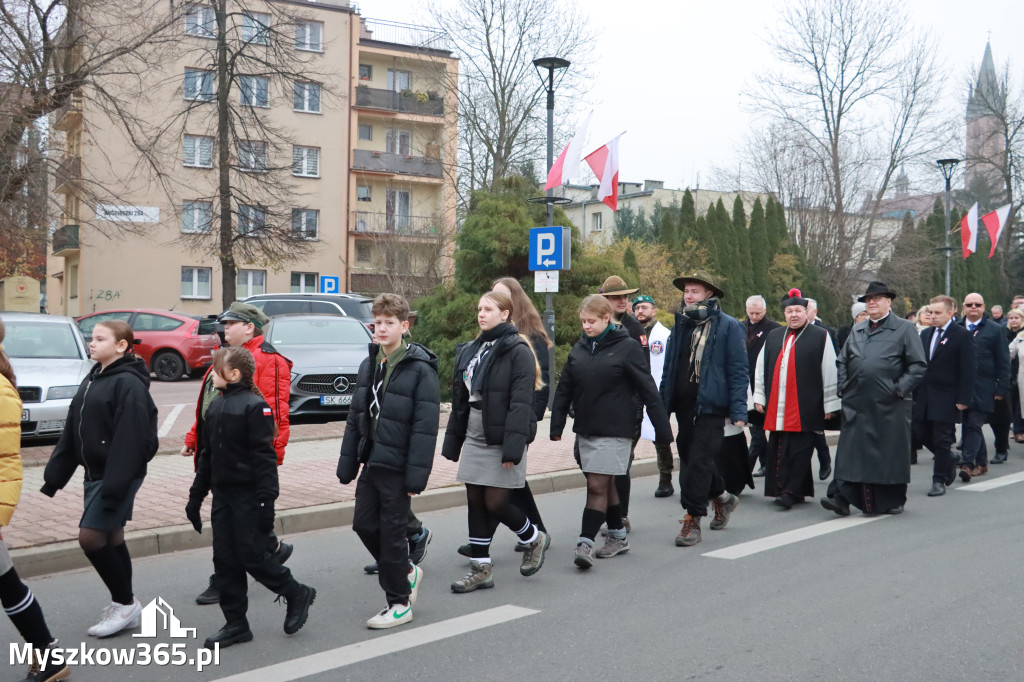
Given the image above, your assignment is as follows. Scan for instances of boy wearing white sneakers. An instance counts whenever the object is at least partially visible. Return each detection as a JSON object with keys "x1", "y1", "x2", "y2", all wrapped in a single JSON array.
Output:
[{"x1": 337, "y1": 294, "x2": 440, "y2": 629}]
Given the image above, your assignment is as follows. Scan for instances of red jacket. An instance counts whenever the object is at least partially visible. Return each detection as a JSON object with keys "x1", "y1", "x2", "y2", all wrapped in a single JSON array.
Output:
[{"x1": 185, "y1": 335, "x2": 292, "y2": 465}]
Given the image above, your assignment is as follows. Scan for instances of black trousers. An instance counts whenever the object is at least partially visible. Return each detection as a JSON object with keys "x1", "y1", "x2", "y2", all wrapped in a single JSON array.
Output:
[
  {"x1": 989, "y1": 397, "x2": 1012, "y2": 454},
  {"x1": 677, "y1": 410, "x2": 726, "y2": 517},
  {"x1": 913, "y1": 419, "x2": 956, "y2": 483},
  {"x1": 961, "y1": 409, "x2": 991, "y2": 468},
  {"x1": 212, "y1": 489, "x2": 297, "y2": 626},
  {"x1": 814, "y1": 432, "x2": 831, "y2": 468},
  {"x1": 748, "y1": 423, "x2": 768, "y2": 469},
  {"x1": 353, "y1": 467, "x2": 411, "y2": 606}
]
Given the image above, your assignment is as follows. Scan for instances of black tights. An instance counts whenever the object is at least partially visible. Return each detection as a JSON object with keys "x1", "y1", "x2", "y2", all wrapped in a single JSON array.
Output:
[
  {"x1": 0, "y1": 567, "x2": 53, "y2": 649},
  {"x1": 465, "y1": 484, "x2": 534, "y2": 559},
  {"x1": 80, "y1": 527, "x2": 133, "y2": 605}
]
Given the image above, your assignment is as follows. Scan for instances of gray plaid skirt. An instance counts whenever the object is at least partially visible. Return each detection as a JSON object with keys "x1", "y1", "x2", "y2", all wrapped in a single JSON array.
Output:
[
  {"x1": 578, "y1": 436, "x2": 632, "y2": 475},
  {"x1": 456, "y1": 408, "x2": 527, "y2": 489}
]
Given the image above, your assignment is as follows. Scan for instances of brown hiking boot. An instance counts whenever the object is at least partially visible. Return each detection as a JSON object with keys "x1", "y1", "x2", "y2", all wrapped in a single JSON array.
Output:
[
  {"x1": 675, "y1": 515, "x2": 702, "y2": 547},
  {"x1": 971, "y1": 465, "x2": 988, "y2": 476},
  {"x1": 710, "y1": 493, "x2": 739, "y2": 530}
]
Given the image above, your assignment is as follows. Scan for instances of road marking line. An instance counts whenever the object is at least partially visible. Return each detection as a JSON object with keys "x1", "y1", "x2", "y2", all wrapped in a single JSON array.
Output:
[
  {"x1": 210, "y1": 604, "x2": 540, "y2": 682},
  {"x1": 702, "y1": 516, "x2": 890, "y2": 560},
  {"x1": 157, "y1": 403, "x2": 188, "y2": 438},
  {"x1": 958, "y1": 470, "x2": 1024, "y2": 492}
]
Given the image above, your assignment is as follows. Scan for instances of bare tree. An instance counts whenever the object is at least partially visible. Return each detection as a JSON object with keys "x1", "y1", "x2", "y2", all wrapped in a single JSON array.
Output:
[
  {"x1": 430, "y1": 0, "x2": 595, "y2": 204},
  {"x1": 746, "y1": 0, "x2": 944, "y2": 302}
]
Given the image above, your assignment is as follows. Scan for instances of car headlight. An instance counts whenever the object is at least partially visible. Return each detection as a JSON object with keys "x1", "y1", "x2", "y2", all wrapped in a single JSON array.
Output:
[
  {"x1": 290, "y1": 372, "x2": 299, "y2": 382},
  {"x1": 47, "y1": 385, "x2": 79, "y2": 400}
]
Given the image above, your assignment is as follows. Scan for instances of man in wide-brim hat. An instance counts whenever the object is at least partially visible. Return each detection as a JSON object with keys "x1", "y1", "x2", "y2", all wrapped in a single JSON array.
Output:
[
  {"x1": 672, "y1": 270, "x2": 726, "y2": 300},
  {"x1": 822, "y1": 281, "x2": 926, "y2": 517}
]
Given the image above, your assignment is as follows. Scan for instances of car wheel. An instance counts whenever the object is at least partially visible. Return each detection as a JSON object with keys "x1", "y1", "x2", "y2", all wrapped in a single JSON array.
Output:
[{"x1": 152, "y1": 351, "x2": 186, "y2": 382}]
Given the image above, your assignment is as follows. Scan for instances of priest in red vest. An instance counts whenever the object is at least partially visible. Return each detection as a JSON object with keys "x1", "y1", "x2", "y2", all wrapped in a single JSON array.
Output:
[{"x1": 753, "y1": 289, "x2": 840, "y2": 509}]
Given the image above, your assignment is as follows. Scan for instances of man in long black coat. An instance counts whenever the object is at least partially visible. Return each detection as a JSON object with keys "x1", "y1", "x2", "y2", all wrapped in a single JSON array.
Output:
[
  {"x1": 822, "y1": 282, "x2": 927, "y2": 516},
  {"x1": 744, "y1": 295, "x2": 781, "y2": 476},
  {"x1": 913, "y1": 295, "x2": 976, "y2": 497}
]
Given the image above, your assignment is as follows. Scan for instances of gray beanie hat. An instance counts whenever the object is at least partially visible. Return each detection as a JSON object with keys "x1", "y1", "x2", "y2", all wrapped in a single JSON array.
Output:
[{"x1": 850, "y1": 301, "x2": 867, "y2": 320}]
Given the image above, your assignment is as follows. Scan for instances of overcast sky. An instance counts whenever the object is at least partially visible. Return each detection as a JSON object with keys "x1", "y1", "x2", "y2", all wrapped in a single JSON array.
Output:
[{"x1": 361, "y1": 0, "x2": 1024, "y2": 194}]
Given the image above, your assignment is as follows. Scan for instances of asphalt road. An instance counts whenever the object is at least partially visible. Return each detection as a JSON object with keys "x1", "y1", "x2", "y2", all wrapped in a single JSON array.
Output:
[{"x1": 4, "y1": 454, "x2": 1023, "y2": 682}]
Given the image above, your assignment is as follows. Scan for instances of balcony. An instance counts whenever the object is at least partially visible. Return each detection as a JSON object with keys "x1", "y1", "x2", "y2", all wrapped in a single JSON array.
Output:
[
  {"x1": 53, "y1": 155, "x2": 81, "y2": 194},
  {"x1": 355, "y1": 86, "x2": 444, "y2": 117},
  {"x1": 352, "y1": 149, "x2": 442, "y2": 179},
  {"x1": 352, "y1": 211, "x2": 441, "y2": 237},
  {"x1": 52, "y1": 225, "x2": 80, "y2": 256},
  {"x1": 53, "y1": 93, "x2": 83, "y2": 131},
  {"x1": 359, "y1": 19, "x2": 452, "y2": 52}
]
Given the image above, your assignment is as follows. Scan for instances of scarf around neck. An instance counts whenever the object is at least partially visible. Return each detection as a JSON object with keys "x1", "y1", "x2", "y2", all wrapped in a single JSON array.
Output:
[
  {"x1": 463, "y1": 322, "x2": 518, "y2": 395},
  {"x1": 689, "y1": 313, "x2": 713, "y2": 383}
]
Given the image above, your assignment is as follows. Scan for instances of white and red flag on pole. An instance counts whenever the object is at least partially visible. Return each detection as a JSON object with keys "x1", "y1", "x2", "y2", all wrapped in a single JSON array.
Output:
[
  {"x1": 960, "y1": 202, "x2": 979, "y2": 258},
  {"x1": 584, "y1": 133, "x2": 624, "y2": 211},
  {"x1": 544, "y1": 111, "x2": 592, "y2": 191},
  {"x1": 980, "y1": 203, "x2": 1012, "y2": 257}
]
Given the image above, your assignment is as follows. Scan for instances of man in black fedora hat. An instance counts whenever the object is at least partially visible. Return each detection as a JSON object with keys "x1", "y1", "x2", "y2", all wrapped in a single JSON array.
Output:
[
  {"x1": 822, "y1": 281, "x2": 926, "y2": 516},
  {"x1": 660, "y1": 270, "x2": 748, "y2": 547}
]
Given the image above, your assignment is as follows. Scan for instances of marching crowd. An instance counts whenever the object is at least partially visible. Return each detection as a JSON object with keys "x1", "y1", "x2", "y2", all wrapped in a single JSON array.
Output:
[{"x1": 0, "y1": 270, "x2": 1021, "y2": 681}]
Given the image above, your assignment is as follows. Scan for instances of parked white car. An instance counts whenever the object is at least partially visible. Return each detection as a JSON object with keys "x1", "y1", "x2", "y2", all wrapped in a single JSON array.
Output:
[{"x1": 1, "y1": 312, "x2": 94, "y2": 439}]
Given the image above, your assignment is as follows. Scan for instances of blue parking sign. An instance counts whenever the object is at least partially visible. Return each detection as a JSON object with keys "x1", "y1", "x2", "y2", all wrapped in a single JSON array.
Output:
[
  {"x1": 529, "y1": 226, "x2": 571, "y2": 271},
  {"x1": 320, "y1": 276, "x2": 340, "y2": 294}
]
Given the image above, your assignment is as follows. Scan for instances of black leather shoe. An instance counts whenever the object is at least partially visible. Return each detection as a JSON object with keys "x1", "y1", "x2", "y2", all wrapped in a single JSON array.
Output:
[
  {"x1": 992, "y1": 452, "x2": 1008, "y2": 464},
  {"x1": 752, "y1": 466, "x2": 766, "y2": 478},
  {"x1": 818, "y1": 463, "x2": 832, "y2": 481},
  {"x1": 927, "y1": 481, "x2": 946, "y2": 497},
  {"x1": 944, "y1": 465, "x2": 957, "y2": 487},
  {"x1": 363, "y1": 562, "x2": 379, "y2": 574},
  {"x1": 203, "y1": 621, "x2": 253, "y2": 650},
  {"x1": 774, "y1": 493, "x2": 794, "y2": 510},
  {"x1": 283, "y1": 585, "x2": 316, "y2": 635},
  {"x1": 195, "y1": 575, "x2": 220, "y2": 605},
  {"x1": 959, "y1": 467, "x2": 972, "y2": 483},
  {"x1": 272, "y1": 542, "x2": 294, "y2": 564},
  {"x1": 883, "y1": 505, "x2": 904, "y2": 514},
  {"x1": 654, "y1": 480, "x2": 674, "y2": 498},
  {"x1": 820, "y1": 496, "x2": 851, "y2": 516}
]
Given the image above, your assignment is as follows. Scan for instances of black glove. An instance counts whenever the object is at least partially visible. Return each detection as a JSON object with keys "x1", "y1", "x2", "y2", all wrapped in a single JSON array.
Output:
[
  {"x1": 185, "y1": 497, "x2": 203, "y2": 533},
  {"x1": 257, "y1": 499, "x2": 275, "y2": 534}
]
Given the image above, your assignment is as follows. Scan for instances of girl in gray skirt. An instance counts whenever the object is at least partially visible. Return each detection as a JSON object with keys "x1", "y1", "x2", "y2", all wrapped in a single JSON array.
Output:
[
  {"x1": 442, "y1": 291, "x2": 548, "y2": 592},
  {"x1": 550, "y1": 295, "x2": 673, "y2": 569}
]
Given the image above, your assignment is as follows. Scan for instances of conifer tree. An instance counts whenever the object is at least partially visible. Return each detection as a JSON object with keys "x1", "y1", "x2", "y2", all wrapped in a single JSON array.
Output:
[
  {"x1": 680, "y1": 189, "x2": 697, "y2": 244},
  {"x1": 748, "y1": 198, "x2": 770, "y2": 297},
  {"x1": 732, "y1": 196, "x2": 752, "y2": 302}
]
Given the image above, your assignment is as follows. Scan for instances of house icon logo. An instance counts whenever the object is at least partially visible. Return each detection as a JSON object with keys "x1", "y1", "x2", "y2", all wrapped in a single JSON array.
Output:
[{"x1": 132, "y1": 597, "x2": 197, "y2": 639}]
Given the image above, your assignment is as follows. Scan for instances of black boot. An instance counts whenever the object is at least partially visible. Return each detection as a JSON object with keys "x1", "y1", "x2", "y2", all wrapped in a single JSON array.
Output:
[
  {"x1": 195, "y1": 574, "x2": 220, "y2": 605},
  {"x1": 203, "y1": 621, "x2": 253, "y2": 650},
  {"x1": 23, "y1": 640, "x2": 70, "y2": 682},
  {"x1": 282, "y1": 584, "x2": 316, "y2": 635},
  {"x1": 654, "y1": 474, "x2": 674, "y2": 498}
]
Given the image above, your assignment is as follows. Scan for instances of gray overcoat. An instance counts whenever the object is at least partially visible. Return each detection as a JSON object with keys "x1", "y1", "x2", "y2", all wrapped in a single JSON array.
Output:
[{"x1": 834, "y1": 313, "x2": 927, "y2": 485}]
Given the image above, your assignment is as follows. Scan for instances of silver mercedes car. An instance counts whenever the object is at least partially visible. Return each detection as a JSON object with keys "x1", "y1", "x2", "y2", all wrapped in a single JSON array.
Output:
[{"x1": 1, "y1": 312, "x2": 94, "y2": 439}]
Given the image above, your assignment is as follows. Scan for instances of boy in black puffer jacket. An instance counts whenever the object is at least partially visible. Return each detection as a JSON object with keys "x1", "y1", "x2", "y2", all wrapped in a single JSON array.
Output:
[{"x1": 338, "y1": 294, "x2": 440, "y2": 629}]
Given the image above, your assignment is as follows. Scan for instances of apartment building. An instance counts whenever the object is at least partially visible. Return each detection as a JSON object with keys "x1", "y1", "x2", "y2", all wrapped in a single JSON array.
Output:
[{"x1": 47, "y1": 0, "x2": 457, "y2": 317}]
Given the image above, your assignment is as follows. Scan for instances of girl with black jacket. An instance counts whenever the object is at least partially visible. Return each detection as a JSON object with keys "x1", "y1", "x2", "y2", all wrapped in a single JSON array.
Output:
[
  {"x1": 551, "y1": 295, "x2": 673, "y2": 569},
  {"x1": 187, "y1": 347, "x2": 315, "y2": 650},
  {"x1": 442, "y1": 291, "x2": 548, "y2": 592},
  {"x1": 42, "y1": 320, "x2": 158, "y2": 638}
]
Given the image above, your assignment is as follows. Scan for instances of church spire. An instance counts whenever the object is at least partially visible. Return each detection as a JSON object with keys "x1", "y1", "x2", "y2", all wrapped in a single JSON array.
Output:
[{"x1": 968, "y1": 41, "x2": 1005, "y2": 120}]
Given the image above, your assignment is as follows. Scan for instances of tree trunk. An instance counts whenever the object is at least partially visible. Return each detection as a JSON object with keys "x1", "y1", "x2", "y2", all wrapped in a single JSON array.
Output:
[{"x1": 215, "y1": 0, "x2": 236, "y2": 308}]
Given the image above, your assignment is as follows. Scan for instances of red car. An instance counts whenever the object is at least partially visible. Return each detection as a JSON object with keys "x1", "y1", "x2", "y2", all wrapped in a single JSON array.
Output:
[{"x1": 75, "y1": 309, "x2": 220, "y2": 381}]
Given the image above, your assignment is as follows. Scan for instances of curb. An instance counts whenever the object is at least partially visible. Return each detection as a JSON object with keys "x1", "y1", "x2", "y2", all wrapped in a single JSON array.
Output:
[{"x1": 10, "y1": 457, "x2": 664, "y2": 579}]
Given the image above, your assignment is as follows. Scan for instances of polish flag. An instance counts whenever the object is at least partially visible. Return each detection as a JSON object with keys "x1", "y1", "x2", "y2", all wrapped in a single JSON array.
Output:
[
  {"x1": 980, "y1": 203, "x2": 1012, "y2": 257},
  {"x1": 544, "y1": 111, "x2": 592, "y2": 191},
  {"x1": 960, "y1": 202, "x2": 979, "y2": 258},
  {"x1": 584, "y1": 133, "x2": 624, "y2": 211}
]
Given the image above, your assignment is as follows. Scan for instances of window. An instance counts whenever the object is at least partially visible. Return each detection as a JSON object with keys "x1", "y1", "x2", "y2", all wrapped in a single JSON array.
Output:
[
  {"x1": 293, "y1": 82, "x2": 321, "y2": 113},
  {"x1": 241, "y1": 12, "x2": 270, "y2": 45},
  {"x1": 359, "y1": 64, "x2": 372, "y2": 81},
  {"x1": 181, "y1": 266, "x2": 212, "y2": 299},
  {"x1": 292, "y1": 145, "x2": 319, "y2": 177},
  {"x1": 358, "y1": 124, "x2": 372, "y2": 141},
  {"x1": 291, "y1": 209, "x2": 319, "y2": 239},
  {"x1": 592, "y1": 212, "x2": 602, "y2": 232},
  {"x1": 237, "y1": 269, "x2": 266, "y2": 297},
  {"x1": 357, "y1": 185, "x2": 371, "y2": 202},
  {"x1": 386, "y1": 129, "x2": 412, "y2": 156},
  {"x1": 356, "y1": 243, "x2": 371, "y2": 263},
  {"x1": 134, "y1": 313, "x2": 185, "y2": 332},
  {"x1": 184, "y1": 69, "x2": 214, "y2": 101},
  {"x1": 238, "y1": 141, "x2": 267, "y2": 172},
  {"x1": 69, "y1": 264, "x2": 78, "y2": 298},
  {"x1": 386, "y1": 190, "x2": 411, "y2": 230},
  {"x1": 290, "y1": 272, "x2": 318, "y2": 293},
  {"x1": 182, "y1": 200, "x2": 212, "y2": 233},
  {"x1": 295, "y1": 21, "x2": 322, "y2": 51},
  {"x1": 237, "y1": 204, "x2": 266, "y2": 236},
  {"x1": 184, "y1": 4, "x2": 215, "y2": 38},
  {"x1": 386, "y1": 69, "x2": 411, "y2": 92},
  {"x1": 240, "y1": 75, "x2": 269, "y2": 107},
  {"x1": 79, "y1": 311, "x2": 132, "y2": 336},
  {"x1": 183, "y1": 135, "x2": 213, "y2": 168}
]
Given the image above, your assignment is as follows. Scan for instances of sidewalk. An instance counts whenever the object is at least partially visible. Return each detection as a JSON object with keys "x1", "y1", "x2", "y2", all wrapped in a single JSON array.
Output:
[{"x1": 7, "y1": 415, "x2": 665, "y2": 577}]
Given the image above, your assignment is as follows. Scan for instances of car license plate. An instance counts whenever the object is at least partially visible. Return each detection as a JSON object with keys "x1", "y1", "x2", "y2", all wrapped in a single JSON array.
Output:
[
  {"x1": 21, "y1": 409, "x2": 29, "y2": 422},
  {"x1": 320, "y1": 395, "x2": 352, "y2": 406}
]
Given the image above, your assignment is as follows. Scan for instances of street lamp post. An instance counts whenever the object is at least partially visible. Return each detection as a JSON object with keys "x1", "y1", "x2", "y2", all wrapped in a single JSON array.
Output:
[
  {"x1": 936, "y1": 158, "x2": 960, "y2": 297},
  {"x1": 530, "y1": 56, "x2": 570, "y2": 403}
]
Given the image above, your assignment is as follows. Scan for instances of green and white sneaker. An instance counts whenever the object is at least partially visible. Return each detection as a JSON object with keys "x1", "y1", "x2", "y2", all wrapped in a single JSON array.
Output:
[
  {"x1": 366, "y1": 603, "x2": 412, "y2": 629},
  {"x1": 408, "y1": 564, "x2": 423, "y2": 607}
]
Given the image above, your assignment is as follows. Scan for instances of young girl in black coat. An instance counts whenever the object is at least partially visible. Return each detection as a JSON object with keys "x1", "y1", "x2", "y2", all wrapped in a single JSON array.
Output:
[
  {"x1": 442, "y1": 291, "x2": 548, "y2": 592},
  {"x1": 551, "y1": 295, "x2": 673, "y2": 569},
  {"x1": 42, "y1": 320, "x2": 158, "y2": 638},
  {"x1": 187, "y1": 347, "x2": 315, "y2": 650}
]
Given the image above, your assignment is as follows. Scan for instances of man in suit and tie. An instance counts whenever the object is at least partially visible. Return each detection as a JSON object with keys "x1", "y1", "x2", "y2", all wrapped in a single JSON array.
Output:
[{"x1": 913, "y1": 295, "x2": 976, "y2": 496}]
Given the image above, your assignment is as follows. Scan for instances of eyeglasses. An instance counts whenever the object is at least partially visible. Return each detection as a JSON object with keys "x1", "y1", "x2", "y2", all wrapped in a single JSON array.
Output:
[{"x1": 964, "y1": 302, "x2": 984, "y2": 308}]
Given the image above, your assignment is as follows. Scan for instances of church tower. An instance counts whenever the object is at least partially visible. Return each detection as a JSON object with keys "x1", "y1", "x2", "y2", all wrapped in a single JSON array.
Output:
[{"x1": 965, "y1": 42, "x2": 1007, "y2": 199}]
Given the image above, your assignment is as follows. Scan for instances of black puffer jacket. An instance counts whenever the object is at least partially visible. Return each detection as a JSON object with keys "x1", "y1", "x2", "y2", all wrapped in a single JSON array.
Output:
[
  {"x1": 42, "y1": 355, "x2": 158, "y2": 505},
  {"x1": 550, "y1": 326, "x2": 673, "y2": 443},
  {"x1": 190, "y1": 382, "x2": 278, "y2": 501},
  {"x1": 442, "y1": 331, "x2": 538, "y2": 464},
  {"x1": 337, "y1": 342, "x2": 440, "y2": 494},
  {"x1": 529, "y1": 331, "x2": 551, "y2": 421}
]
